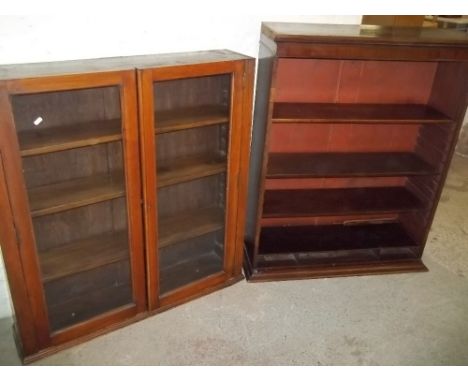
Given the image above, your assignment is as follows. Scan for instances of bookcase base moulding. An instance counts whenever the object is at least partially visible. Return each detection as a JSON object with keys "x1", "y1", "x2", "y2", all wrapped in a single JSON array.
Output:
[
  {"x1": 244, "y1": 23, "x2": 468, "y2": 282},
  {"x1": 0, "y1": 50, "x2": 254, "y2": 363}
]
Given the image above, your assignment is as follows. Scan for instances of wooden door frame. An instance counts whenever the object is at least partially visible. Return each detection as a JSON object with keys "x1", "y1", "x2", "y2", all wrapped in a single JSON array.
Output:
[
  {"x1": 0, "y1": 70, "x2": 147, "y2": 354},
  {"x1": 138, "y1": 59, "x2": 254, "y2": 311}
]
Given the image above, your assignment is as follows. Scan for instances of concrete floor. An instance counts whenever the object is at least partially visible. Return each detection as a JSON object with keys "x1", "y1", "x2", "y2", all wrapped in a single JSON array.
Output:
[{"x1": 1, "y1": 155, "x2": 467, "y2": 365}]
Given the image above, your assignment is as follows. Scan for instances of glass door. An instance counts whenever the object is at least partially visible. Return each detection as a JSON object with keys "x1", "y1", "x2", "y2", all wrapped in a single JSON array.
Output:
[
  {"x1": 8, "y1": 74, "x2": 145, "y2": 336},
  {"x1": 153, "y1": 74, "x2": 231, "y2": 295}
]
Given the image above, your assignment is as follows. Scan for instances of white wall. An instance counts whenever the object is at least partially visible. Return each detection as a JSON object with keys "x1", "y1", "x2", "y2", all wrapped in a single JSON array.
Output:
[{"x1": 0, "y1": 15, "x2": 361, "y2": 319}]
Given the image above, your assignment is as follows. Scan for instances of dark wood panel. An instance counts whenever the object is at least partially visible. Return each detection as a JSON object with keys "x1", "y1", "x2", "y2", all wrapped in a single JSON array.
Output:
[
  {"x1": 159, "y1": 207, "x2": 224, "y2": 248},
  {"x1": 28, "y1": 172, "x2": 124, "y2": 217},
  {"x1": 263, "y1": 187, "x2": 425, "y2": 218},
  {"x1": 39, "y1": 231, "x2": 129, "y2": 283},
  {"x1": 258, "y1": 223, "x2": 417, "y2": 255},
  {"x1": 18, "y1": 119, "x2": 121, "y2": 157},
  {"x1": 158, "y1": 154, "x2": 226, "y2": 188},
  {"x1": 272, "y1": 103, "x2": 452, "y2": 124},
  {"x1": 267, "y1": 152, "x2": 436, "y2": 178},
  {"x1": 155, "y1": 105, "x2": 229, "y2": 134}
]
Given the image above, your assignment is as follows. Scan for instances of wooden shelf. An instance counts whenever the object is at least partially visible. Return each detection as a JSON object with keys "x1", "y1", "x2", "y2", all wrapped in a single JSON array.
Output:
[
  {"x1": 262, "y1": 187, "x2": 425, "y2": 218},
  {"x1": 158, "y1": 207, "x2": 224, "y2": 248},
  {"x1": 258, "y1": 223, "x2": 417, "y2": 256},
  {"x1": 157, "y1": 154, "x2": 226, "y2": 188},
  {"x1": 29, "y1": 172, "x2": 125, "y2": 218},
  {"x1": 267, "y1": 152, "x2": 436, "y2": 178},
  {"x1": 18, "y1": 119, "x2": 122, "y2": 157},
  {"x1": 160, "y1": 251, "x2": 223, "y2": 295},
  {"x1": 40, "y1": 231, "x2": 129, "y2": 283},
  {"x1": 272, "y1": 103, "x2": 453, "y2": 124},
  {"x1": 155, "y1": 105, "x2": 229, "y2": 134}
]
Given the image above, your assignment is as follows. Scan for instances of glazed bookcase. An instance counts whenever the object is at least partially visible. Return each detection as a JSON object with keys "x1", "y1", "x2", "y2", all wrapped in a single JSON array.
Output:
[
  {"x1": 244, "y1": 23, "x2": 468, "y2": 281},
  {"x1": 0, "y1": 50, "x2": 253, "y2": 362}
]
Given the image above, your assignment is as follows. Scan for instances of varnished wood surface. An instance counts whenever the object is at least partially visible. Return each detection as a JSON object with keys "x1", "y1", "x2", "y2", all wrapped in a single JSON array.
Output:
[
  {"x1": 159, "y1": 207, "x2": 224, "y2": 248},
  {"x1": 39, "y1": 231, "x2": 128, "y2": 283},
  {"x1": 155, "y1": 105, "x2": 229, "y2": 134},
  {"x1": 157, "y1": 154, "x2": 226, "y2": 188},
  {"x1": 263, "y1": 187, "x2": 425, "y2": 218},
  {"x1": 28, "y1": 172, "x2": 124, "y2": 217},
  {"x1": 262, "y1": 22, "x2": 468, "y2": 45},
  {"x1": 0, "y1": 50, "x2": 250, "y2": 81},
  {"x1": 18, "y1": 119, "x2": 121, "y2": 157},
  {"x1": 272, "y1": 103, "x2": 452, "y2": 124},
  {"x1": 267, "y1": 152, "x2": 436, "y2": 178}
]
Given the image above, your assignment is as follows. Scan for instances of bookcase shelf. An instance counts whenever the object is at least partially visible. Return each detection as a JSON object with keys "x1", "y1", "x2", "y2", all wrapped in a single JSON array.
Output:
[
  {"x1": 157, "y1": 154, "x2": 226, "y2": 188},
  {"x1": 40, "y1": 231, "x2": 128, "y2": 283},
  {"x1": 272, "y1": 103, "x2": 453, "y2": 124},
  {"x1": 18, "y1": 119, "x2": 122, "y2": 157},
  {"x1": 267, "y1": 152, "x2": 436, "y2": 178},
  {"x1": 155, "y1": 105, "x2": 229, "y2": 134},
  {"x1": 29, "y1": 172, "x2": 125, "y2": 218},
  {"x1": 262, "y1": 187, "x2": 425, "y2": 218}
]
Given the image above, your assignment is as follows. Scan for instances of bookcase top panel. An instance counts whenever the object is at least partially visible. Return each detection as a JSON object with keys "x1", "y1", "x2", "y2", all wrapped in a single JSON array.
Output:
[
  {"x1": 0, "y1": 50, "x2": 251, "y2": 81},
  {"x1": 262, "y1": 22, "x2": 468, "y2": 46}
]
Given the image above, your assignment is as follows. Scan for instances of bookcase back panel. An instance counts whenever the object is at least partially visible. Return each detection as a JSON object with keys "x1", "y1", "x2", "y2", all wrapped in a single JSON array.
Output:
[
  {"x1": 154, "y1": 74, "x2": 230, "y2": 111},
  {"x1": 11, "y1": 87, "x2": 121, "y2": 132},
  {"x1": 274, "y1": 59, "x2": 437, "y2": 104},
  {"x1": 269, "y1": 123, "x2": 420, "y2": 153}
]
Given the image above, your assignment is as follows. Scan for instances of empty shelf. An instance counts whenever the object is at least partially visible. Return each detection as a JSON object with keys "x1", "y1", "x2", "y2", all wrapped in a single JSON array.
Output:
[
  {"x1": 19, "y1": 119, "x2": 122, "y2": 157},
  {"x1": 155, "y1": 105, "x2": 229, "y2": 134},
  {"x1": 40, "y1": 231, "x2": 129, "y2": 283},
  {"x1": 29, "y1": 172, "x2": 125, "y2": 217},
  {"x1": 157, "y1": 154, "x2": 226, "y2": 188},
  {"x1": 272, "y1": 103, "x2": 453, "y2": 124},
  {"x1": 267, "y1": 152, "x2": 436, "y2": 178},
  {"x1": 262, "y1": 187, "x2": 425, "y2": 218},
  {"x1": 158, "y1": 207, "x2": 224, "y2": 248}
]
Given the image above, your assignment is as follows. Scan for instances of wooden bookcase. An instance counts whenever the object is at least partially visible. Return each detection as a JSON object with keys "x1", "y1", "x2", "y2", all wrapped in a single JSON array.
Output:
[
  {"x1": 0, "y1": 50, "x2": 253, "y2": 362},
  {"x1": 244, "y1": 23, "x2": 468, "y2": 282}
]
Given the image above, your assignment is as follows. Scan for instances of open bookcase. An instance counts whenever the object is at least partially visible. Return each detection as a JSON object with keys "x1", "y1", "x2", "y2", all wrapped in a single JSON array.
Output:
[
  {"x1": 0, "y1": 50, "x2": 253, "y2": 362},
  {"x1": 244, "y1": 23, "x2": 468, "y2": 281}
]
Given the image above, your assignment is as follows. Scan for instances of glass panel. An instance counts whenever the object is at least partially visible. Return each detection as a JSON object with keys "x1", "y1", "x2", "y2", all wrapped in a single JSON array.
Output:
[
  {"x1": 11, "y1": 86, "x2": 133, "y2": 332},
  {"x1": 154, "y1": 74, "x2": 231, "y2": 295}
]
